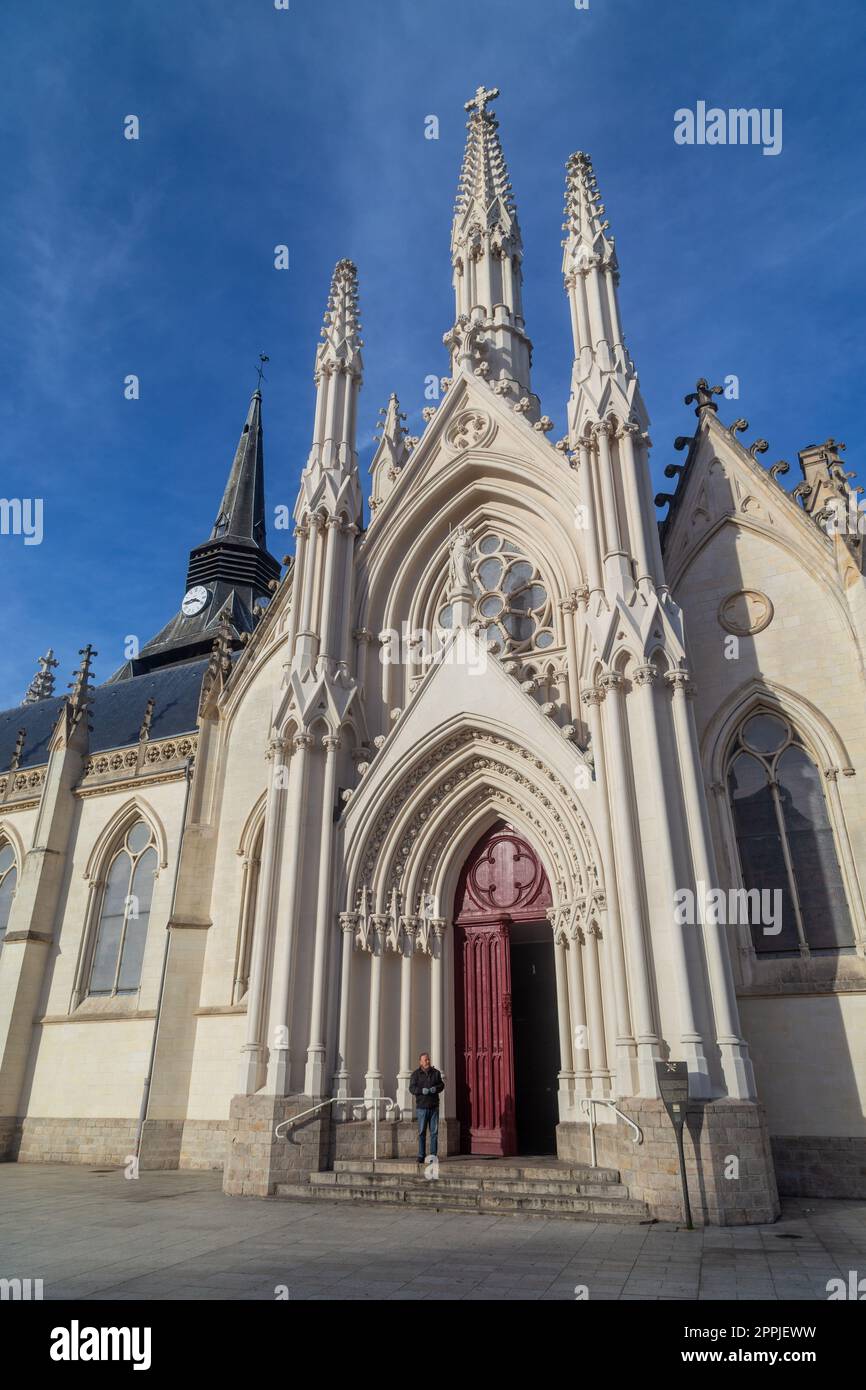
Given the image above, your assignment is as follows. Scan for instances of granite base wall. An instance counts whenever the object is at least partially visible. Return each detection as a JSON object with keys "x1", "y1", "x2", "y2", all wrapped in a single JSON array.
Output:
[
  {"x1": 12, "y1": 1117, "x2": 138, "y2": 1167},
  {"x1": 179, "y1": 1119, "x2": 228, "y2": 1170},
  {"x1": 223, "y1": 1094, "x2": 331, "y2": 1196},
  {"x1": 771, "y1": 1134, "x2": 866, "y2": 1199},
  {"x1": 558, "y1": 1098, "x2": 781, "y2": 1226}
]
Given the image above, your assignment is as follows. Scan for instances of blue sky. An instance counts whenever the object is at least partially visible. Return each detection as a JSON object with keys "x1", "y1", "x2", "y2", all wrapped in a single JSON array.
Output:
[{"x1": 0, "y1": 0, "x2": 864, "y2": 709}]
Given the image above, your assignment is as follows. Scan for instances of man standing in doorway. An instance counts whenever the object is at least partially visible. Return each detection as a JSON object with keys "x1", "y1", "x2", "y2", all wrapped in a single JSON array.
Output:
[{"x1": 410, "y1": 1052, "x2": 445, "y2": 1164}]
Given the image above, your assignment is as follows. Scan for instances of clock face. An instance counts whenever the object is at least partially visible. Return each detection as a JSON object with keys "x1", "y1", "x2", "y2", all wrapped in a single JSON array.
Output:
[{"x1": 181, "y1": 585, "x2": 209, "y2": 617}]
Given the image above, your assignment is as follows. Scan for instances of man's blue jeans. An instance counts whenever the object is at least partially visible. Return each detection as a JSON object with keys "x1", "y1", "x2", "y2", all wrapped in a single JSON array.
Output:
[{"x1": 417, "y1": 1107, "x2": 439, "y2": 1159}]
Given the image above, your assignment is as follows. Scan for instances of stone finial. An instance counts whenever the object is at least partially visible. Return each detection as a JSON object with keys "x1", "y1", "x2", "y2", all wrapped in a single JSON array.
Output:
[
  {"x1": 684, "y1": 379, "x2": 724, "y2": 416},
  {"x1": 67, "y1": 645, "x2": 97, "y2": 726},
  {"x1": 10, "y1": 728, "x2": 25, "y2": 771},
  {"x1": 138, "y1": 696, "x2": 155, "y2": 742},
  {"x1": 22, "y1": 648, "x2": 59, "y2": 705}
]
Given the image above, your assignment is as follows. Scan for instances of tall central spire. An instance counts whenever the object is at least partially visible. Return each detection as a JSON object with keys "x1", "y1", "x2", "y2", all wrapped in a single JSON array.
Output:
[
  {"x1": 297, "y1": 258, "x2": 363, "y2": 524},
  {"x1": 446, "y1": 86, "x2": 535, "y2": 409}
]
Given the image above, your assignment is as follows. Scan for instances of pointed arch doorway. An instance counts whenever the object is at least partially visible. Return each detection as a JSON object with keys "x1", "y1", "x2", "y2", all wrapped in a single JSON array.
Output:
[{"x1": 453, "y1": 821, "x2": 559, "y2": 1156}]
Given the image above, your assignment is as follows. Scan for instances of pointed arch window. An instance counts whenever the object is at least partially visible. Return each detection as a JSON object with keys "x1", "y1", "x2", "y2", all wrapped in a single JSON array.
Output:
[
  {"x1": 437, "y1": 533, "x2": 554, "y2": 654},
  {"x1": 0, "y1": 841, "x2": 18, "y2": 953},
  {"x1": 88, "y1": 821, "x2": 158, "y2": 995},
  {"x1": 726, "y1": 713, "x2": 854, "y2": 955}
]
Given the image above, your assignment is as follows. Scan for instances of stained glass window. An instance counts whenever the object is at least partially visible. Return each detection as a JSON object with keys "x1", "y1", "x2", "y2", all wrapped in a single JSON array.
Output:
[{"x1": 726, "y1": 714, "x2": 854, "y2": 955}]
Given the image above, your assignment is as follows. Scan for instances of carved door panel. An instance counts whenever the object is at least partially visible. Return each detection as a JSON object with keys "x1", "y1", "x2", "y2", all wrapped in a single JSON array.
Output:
[
  {"x1": 455, "y1": 919, "x2": 516, "y2": 1156},
  {"x1": 453, "y1": 822, "x2": 552, "y2": 1157}
]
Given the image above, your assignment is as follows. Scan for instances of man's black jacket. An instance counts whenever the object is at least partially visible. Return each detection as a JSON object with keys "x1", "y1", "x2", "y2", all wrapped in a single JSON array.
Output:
[{"x1": 409, "y1": 1066, "x2": 445, "y2": 1109}]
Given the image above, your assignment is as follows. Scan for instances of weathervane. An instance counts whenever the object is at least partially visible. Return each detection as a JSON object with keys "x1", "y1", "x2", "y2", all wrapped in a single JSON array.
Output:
[{"x1": 255, "y1": 353, "x2": 269, "y2": 391}]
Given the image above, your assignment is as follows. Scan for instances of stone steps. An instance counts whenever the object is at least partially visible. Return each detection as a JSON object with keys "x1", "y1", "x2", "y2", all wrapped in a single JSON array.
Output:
[
  {"x1": 275, "y1": 1157, "x2": 649, "y2": 1222},
  {"x1": 317, "y1": 1169, "x2": 632, "y2": 1200}
]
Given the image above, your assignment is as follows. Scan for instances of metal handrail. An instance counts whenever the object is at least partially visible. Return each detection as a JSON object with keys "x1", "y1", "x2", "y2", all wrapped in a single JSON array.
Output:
[
  {"x1": 580, "y1": 1097, "x2": 643, "y2": 1169},
  {"x1": 275, "y1": 1096, "x2": 398, "y2": 1163}
]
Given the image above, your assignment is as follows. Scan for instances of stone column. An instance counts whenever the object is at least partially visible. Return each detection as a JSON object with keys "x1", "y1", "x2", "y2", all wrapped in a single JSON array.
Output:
[
  {"x1": 581, "y1": 686, "x2": 637, "y2": 1094},
  {"x1": 666, "y1": 671, "x2": 756, "y2": 1100},
  {"x1": 266, "y1": 732, "x2": 313, "y2": 1096},
  {"x1": 333, "y1": 913, "x2": 356, "y2": 1105},
  {"x1": 633, "y1": 664, "x2": 711, "y2": 1096},
  {"x1": 577, "y1": 438, "x2": 603, "y2": 597},
  {"x1": 304, "y1": 734, "x2": 341, "y2": 1098},
  {"x1": 583, "y1": 923, "x2": 610, "y2": 1095},
  {"x1": 430, "y1": 920, "x2": 446, "y2": 1081},
  {"x1": 617, "y1": 423, "x2": 653, "y2": 589},
  {"x1": 239, "y1": 735, "x2": 287, "y2": 1094},
  {"x1": 317, "y1": 519, "x2": 340, "y2": 664},
  {"x1": 396, "y1": 918, "x2": 415, "y2": 1116},
  {"x1": 554, "y1": 922, "x2": 577, "y2": 1121},
  {"x1": 562, "y1": 914, "x2": 591, "y2": 1096},
  {"x1": 364, "y1": 916, "x2": 387, "y2": 1111},
  {"x1": 596, "y1": 670, "x2": 660, "y2": 1095}
]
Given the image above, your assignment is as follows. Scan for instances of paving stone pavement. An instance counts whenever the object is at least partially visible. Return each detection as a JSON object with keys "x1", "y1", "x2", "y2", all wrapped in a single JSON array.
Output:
[{"x1": 1, "y1": 1164, "x2": 864, "y2": 1302}]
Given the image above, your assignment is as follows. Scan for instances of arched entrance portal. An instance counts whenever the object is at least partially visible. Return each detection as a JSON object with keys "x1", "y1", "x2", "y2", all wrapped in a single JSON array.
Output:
[{"x1": 453, "y1": 821, "x2": 559, "y2": 1156}]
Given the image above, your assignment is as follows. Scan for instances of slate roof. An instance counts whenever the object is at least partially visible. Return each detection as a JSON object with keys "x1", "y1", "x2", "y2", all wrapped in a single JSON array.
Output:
[{"x1": 0, "y1": 660, "x2": 208, "y2": 773}]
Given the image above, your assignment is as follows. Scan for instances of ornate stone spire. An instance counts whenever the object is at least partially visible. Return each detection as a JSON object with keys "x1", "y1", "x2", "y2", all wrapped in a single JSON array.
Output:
[
  {"x1": 446, "y1": 87, "x2": 534, "y2": 406},
  {"x1": 374, "y1": 394, "x2": 412, "y2": 473},
  {"x1": 562, "y1": 150, "x2": 644, "y2": 437},
  {"x1": 297, "y1": 259, "x2": 363, "y2": 524},
  {"x1": 22, "y1": 649, "x2": 59, "y2": 705}
]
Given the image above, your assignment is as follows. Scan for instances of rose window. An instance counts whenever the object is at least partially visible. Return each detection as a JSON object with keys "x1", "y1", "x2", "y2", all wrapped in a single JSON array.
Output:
[{"x1": 437, "y1": 534, "x2": 554, "y2": 654}]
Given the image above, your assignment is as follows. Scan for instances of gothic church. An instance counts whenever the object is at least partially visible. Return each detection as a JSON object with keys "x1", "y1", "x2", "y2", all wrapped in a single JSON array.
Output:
[{"x1": 1, "y1": 89, "x2": 863, "y2": 1223}]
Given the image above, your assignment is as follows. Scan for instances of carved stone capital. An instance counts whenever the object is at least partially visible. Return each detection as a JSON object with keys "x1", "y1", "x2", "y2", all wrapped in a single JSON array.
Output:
[
  {"x1": 664, "y1": 670, "x2": 694, "y2": 696},
  {"x1": 632, "y1": 664, "x2": 658, "y2": 687},
  {"x1": 293, "y1": 733, "x2": 315, "y2": 752},
  {"x1": 581, "y1": 686, "x2": 605, "y2": 707},
  {"x1": 596, "y1": 670, "x2": 624, "y2": 693}
]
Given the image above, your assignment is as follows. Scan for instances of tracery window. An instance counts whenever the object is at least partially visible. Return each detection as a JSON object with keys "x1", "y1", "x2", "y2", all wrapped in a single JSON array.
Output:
[
  {"x1": 88, "y1": 820, "x2": 158, "y2": 995},
  {"x1": 0, "y1": 841, "x2": 17, "y2": 953},
  {"x1": 726, "y1": 712, "x2": 854, "y2": 954},
  {"x1": 437, "y1": 533, "x2": 554, "y2": 655}
]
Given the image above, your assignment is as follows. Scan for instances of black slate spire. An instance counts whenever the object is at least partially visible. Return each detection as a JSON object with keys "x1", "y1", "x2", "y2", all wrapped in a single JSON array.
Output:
[
  {"x1": 185, "y1": 390, "x2": 279, "y2": 596},
  {"x1": 110, "y1": 390, "x2": 282, "y2": 680}
]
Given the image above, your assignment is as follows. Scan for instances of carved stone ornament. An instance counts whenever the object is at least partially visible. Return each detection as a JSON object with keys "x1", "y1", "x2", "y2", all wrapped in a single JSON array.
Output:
[
  {"x1": 445, "y1": 410, "x2": 495, "y2": 452},
  {"x1": 717, "y1": 589, "x2": 774, "y2": 636}
]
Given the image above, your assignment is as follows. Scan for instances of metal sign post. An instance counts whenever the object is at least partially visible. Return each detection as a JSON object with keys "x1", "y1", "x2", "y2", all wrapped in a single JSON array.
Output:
[{"x1": 656, "y1": 1060, "x2": 693, "y2": 1229}]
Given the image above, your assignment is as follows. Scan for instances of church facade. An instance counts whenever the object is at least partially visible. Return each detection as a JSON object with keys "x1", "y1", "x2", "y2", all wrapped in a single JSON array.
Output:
[{"x1": 1, "y1": 89, "x2": 864, "y2": 1224}]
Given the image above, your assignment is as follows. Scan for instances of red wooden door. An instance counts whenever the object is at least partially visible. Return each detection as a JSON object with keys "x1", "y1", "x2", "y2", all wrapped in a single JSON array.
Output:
[{"x1": 454, "y1": 823, "x2": 551, "y2": 1157}]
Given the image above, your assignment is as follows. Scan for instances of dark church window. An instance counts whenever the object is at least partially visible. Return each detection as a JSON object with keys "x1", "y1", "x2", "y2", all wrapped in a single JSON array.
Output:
[
  {"x1": 88, "y1": 821, "x2": 157, "y2": 995},
  {"x1": 0, "y1": 841, "x2": 17, "y2": 953},
  {"x1": 726, "y1": 713, "x2": 854, "y2": 955}
]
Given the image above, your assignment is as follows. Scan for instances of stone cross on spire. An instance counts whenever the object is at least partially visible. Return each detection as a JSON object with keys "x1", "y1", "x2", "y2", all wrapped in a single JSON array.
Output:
[
  {"x1": 685, "y1": 379, "x2": 724, "y2": 417},
  {"x1": 22, "y1": 649, "x2": 60, "y2": 705},
  {"x1": 465, "y1": 85, "x2": 500, "y2": 115}
]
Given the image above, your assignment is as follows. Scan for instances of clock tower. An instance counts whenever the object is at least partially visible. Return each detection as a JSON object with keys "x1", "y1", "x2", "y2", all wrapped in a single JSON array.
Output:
[{"x1": 110, "y1": 388, "x2": 282, "y2": 679}]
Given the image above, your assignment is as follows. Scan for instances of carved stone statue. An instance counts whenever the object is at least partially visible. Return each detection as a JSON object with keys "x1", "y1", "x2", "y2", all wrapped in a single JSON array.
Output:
[{"x1": 447, "y1": 524, "x2": 474, "y2": 594}]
